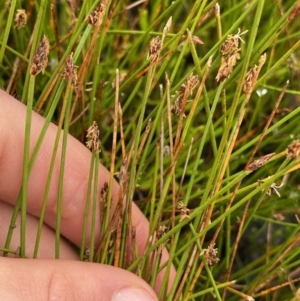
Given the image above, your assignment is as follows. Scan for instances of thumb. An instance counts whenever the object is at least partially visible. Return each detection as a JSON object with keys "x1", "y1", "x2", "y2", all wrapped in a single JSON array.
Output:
[{"x1": 0, "y1": 257, "x2": 158, "y2": 301}]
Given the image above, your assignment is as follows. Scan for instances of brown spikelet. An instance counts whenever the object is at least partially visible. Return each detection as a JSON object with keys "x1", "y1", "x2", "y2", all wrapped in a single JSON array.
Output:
[
  {"x1": 30, "y1": 35, "x2": 50, "y2": 76},
  {"x1": 178, "y1": 73, "x2": 199, "y2": 96},
  {"x1": 286, "y1": 140, "x2": 300, "y2": 159},
  {"x1": 86, "y1": 121, "x2": 101, "y2": 152},
  {"x1": 220, "y1": 28, "x2": 247, "y2": 57},
  {"x1": 147, "y1": 36, "x2": 162, "y2": 63},
  {"x1": 191, "y1": 35, "x2": 204, "y2": 45},
  {"x1": 243, "y1": 53, "x2": 266, "y2": 94},
  {"x1": 63, "y1": 52, "x2": 78, "y2": 88},
  {"x1": 246, "y1": 153, "x2": 275, "y2": 171},
  {"x1": 171, "y1": 73, "x2": 199, "y2": 115},
  {"x1": 243, "y1": 65, "x2": 259, "y2": 94},
  {"x1": 178, "y1": 202, "x2": 190, "y2": 221},
  {"x1": 118, "y1": 156, "x2": 128, "y2": 185},
  {"x1": 201, "y1": 244, "x2": 220, "y2": 266},
  {"x1": 87, "y1": 1, "x2": 107, "y2": 27},
  {"x1": 100, "y1": 182, "x2": 109, "y2": 207},
  {"x1": 216, "y1": 51, "x2": 240, "y2": 82},
  {"x1": 14, "y1": 9, "x2": 27, "y2": 29}
]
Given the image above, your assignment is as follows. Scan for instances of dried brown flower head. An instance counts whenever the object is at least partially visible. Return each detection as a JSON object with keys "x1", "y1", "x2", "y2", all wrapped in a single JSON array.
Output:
[
  {"x1": 286, "y1": 140, "x2": 300, "y2": 159},
  {"x1": 87, "y1": 1, "x2": 107, "y2": 26},
  {"x1": 178, "y1": 201, "x2": 190, "y2": 221},
  {"x1": 216, "y1": 51, "x2": 240, "y2": 82},
  {"x1": 147, "y1": 36, "x2": 162, "y2": 63},
  {"x1": 177, "y1": 74, "x2": 199, "y2": 96},
  {"x1": 30, "y1": 35, "x2": 50, "y2": 76},
  {"x1": 243, "y1": 53, "x2": 266, "y2": 94},
  {"x1": 100, "y1": 182, "x2": 109, "y2": 206},
  {"x1": 243, "y1": 65, "x2": 258, "y2": 94},
  {"x1": 86, "y1": 121, "x2": 101, "y2": 152},
  {"x1": 156, "y1": 225, "x2": 168, "y2": 239},
  {"x1": 171, "y1": 73, "x2": 199, "y2": 115},
  {"x1": 247, "y1": 153, "x2": 275, "y2": 171},
  {"x1": 220, "y1": 28, "x2": 247, "y2": 57},
  {"x1": 63, "y1": 52, "x2": 78, "y2": 88},
  {"x1": 171, "y1": 97, "x2": 182, "y2": 115},
  {"x1": 201, "y1": 244, "x2": 220, "y2": 266},
  {"x1": 118, "y1": 156, "x2": 128, "y2": 185},
  {"x1": 14, "y1": 9, "x2": 27, "y2": 29}
]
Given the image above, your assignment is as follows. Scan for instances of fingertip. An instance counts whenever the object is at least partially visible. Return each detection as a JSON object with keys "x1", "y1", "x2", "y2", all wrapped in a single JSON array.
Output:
[{"x1": 0, "y1": 258, "x2": 158, "y2": 301}]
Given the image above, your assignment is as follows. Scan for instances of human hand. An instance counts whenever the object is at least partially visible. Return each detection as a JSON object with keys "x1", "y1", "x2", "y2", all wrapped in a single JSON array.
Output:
[{"x1": 0, "y1": 90, "x2": 175, "y2": 300}]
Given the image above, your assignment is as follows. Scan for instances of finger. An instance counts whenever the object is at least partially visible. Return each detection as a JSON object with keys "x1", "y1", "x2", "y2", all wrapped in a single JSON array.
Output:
[
  {"x1": 0, "y1": 90, "x2": 175, "y2": 289},
  {"x1": 0, "y1": 201, "x2": 78, "y2": 259},
  {"x1": 0, "y1": 89, "x2": 143, "y2": 250},
  {"x1": 0, "y1": 257, "x2": 158, "y2": 301}
]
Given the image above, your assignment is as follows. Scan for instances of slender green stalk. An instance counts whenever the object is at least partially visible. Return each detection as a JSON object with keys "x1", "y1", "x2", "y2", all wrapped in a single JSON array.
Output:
[
  {"x1": 20, "y1": 75, "x2": 35, "y2": 258},
  {"x1": 0, "y1": 0, "x2": 16, "y2": 65},
  {"x1": 55, "y1": 82, "x2": 73, "y2": 258}
]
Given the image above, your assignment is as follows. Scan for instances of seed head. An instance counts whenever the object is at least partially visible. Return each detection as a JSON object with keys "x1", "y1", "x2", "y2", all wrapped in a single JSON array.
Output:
[
  {"x1": 14, "y1": 9, "x2": 27, "y2": 29},
  {"x1": 86, "y1": 121, "x2": 101, "y2": 152},
  {"x1": 286, "y1": 140, "x2": 300, "y2": 159},
  {"x1": 220, "y1": 28, "x2": 247, "y2": 57},
  {"x1": 201, "y1": 244, "x2": 220, "y2": 266},
  {"x1": 30, "y1": 35, "x2": 50, "y2": 76},
  {"x1": 216, "y1": 51, "x2": 240, "y2": 82},
  {"x1": 87, "y1": 1, "x2": 107, "y2": 27},
  {"x1": 178, "y1": 201, "x2": 190, "y2": 221},
  {"x1": 147, "y1": 36, "x2": 162, "y2": 63},
  {"x1": 247, "y1": 153, "x2": 275, "y2": 171},
  {"x1": 63, "y1": 52, "x2": 78, "y2": 88}
]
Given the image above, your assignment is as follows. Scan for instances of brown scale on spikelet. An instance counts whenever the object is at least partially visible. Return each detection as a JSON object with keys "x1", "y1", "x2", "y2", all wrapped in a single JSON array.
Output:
[
  {"x1": 30, "y1": 35, "x2": 50, "y2": 76},
  {"x1": 286, "y1": 140, "x2": 300, "y2": 159}
]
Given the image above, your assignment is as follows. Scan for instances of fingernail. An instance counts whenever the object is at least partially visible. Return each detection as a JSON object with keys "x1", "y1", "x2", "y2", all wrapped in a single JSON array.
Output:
[{"x1": 111, "y1": 287, "x2": 156, "y2": 301}]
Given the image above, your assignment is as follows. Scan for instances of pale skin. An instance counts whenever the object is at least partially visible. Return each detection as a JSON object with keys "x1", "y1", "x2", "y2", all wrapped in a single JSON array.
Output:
[{"x1": 0, "y1": 89, "x2": 175, "y2": 300}]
